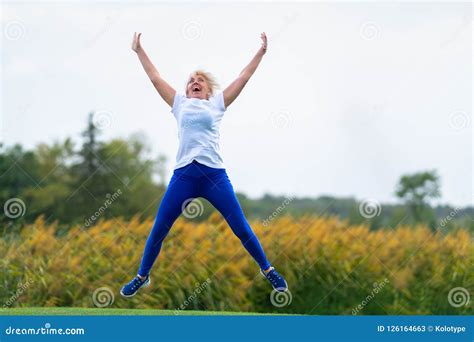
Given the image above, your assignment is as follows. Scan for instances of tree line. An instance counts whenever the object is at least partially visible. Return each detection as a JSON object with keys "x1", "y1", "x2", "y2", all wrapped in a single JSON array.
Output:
[{"x1": 1, "y1": 113, "x2": 471, "y2": 233}]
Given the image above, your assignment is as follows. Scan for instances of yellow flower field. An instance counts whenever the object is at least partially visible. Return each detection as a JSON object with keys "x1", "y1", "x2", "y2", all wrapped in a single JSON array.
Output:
[{"x1": 1, "y1": 214, "x2": 472, "y2": 314}]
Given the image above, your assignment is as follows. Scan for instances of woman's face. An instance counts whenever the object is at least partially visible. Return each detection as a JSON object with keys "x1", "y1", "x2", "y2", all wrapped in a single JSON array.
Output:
[{"x1": 186, "y1": 74, "x2": 211, "y2": 100}]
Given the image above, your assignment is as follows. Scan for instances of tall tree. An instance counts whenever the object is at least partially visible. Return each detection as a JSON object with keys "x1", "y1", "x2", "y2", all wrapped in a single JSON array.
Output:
[{"x1": 395, "y1": 170, "x2": 440, "y2": 225}]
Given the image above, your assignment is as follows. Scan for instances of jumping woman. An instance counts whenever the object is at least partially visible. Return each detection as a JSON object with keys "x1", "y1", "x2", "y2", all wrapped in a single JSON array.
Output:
[{"x1": 121, "y1": 32, "x2": 288, "y2": 298}]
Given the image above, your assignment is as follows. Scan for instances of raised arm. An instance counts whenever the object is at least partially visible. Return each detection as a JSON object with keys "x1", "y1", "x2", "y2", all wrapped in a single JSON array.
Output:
[
  {"x1": 223, "y1": 33, "x2": 267, "y2": 108},
  {"x1": 132, "y1": 32, "x2": 176, "y2": 107}
]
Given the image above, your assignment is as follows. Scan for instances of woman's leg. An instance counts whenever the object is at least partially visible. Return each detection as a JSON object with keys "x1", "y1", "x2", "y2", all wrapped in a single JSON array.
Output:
[
  {"x1": 200, "y1": 170, "x2": 272, "y2": 271},
  {"x1": 137, "y1": 172, "x2": 197, "y2": 276}
]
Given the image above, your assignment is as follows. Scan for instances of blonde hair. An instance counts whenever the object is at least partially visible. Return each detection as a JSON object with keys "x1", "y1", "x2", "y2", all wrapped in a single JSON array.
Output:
[{"x1": 186, "y1": 70, "x2": 219, "y2": 96}]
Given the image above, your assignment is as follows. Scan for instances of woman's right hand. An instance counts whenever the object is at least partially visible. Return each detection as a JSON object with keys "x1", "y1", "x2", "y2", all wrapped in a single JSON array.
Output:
[{"x1": 132, "y1": 32, "x2": 142, "y2": 53}]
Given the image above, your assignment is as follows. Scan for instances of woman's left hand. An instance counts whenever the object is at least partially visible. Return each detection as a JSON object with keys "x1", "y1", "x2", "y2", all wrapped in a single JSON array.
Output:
[{"x1": 260, "y1": 32, "x2": 267, "y2": 54}]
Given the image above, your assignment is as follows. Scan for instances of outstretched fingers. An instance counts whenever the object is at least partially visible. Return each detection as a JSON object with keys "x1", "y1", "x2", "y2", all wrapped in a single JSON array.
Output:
[
  {"x1": 260, "y1": 32, "x2": 267, "y2": 51},
  {"x1": 132, "y1": 32, "x2": 142, "y2": 52}
]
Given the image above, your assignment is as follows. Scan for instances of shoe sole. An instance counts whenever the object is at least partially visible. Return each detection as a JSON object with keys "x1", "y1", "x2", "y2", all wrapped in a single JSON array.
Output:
[
  {"x1": 120, "y1": 278, "x2": 151, "y2": 298},
  {"x1": 260, "y1": 270, "x2": 289, "y2": 293}
]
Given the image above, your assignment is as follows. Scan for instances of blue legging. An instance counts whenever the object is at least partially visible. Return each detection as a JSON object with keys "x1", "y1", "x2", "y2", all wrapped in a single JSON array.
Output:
[{"x1": 138, "y1": 160, "x2": 271, "y2": 276}]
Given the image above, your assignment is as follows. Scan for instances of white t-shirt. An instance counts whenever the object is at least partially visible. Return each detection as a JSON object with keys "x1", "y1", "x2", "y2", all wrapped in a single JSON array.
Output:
[{"x1": 171, "y1": 92, "x2": 227, "y2": 169}]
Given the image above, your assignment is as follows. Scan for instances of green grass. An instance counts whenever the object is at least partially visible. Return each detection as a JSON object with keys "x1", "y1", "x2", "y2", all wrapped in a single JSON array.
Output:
[{"x1": 0, "y1": 307, "x2": 281, "y2": 316}]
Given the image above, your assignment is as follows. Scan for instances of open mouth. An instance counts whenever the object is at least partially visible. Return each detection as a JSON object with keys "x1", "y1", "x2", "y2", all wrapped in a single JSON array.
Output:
[{"x1": 192, "y1": 84, "x2": 201, "y2": 94}]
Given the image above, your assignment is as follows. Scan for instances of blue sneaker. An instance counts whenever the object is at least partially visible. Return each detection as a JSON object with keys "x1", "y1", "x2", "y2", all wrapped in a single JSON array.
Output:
[
  {"x1": 120, "y1": 275, "x2": 150, "y2": 297},
  {"x1": 260, "y1": 267, "x2": 288, "y2": 292}
]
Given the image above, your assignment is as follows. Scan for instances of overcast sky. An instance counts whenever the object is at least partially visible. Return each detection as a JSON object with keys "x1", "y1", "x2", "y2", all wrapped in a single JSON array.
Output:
[{"x1": 2, "y1": 1, "x2": 472, "y2": 207}]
